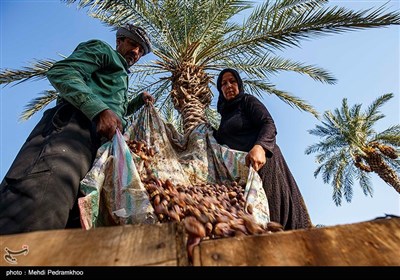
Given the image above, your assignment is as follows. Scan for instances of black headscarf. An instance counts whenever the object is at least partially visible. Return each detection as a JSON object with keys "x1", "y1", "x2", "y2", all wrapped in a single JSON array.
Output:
[{"x1": 216, "y1": 68, "x2": 245, "y2": 114}]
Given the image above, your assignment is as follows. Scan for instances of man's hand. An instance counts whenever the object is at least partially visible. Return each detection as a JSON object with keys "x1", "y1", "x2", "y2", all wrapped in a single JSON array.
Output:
[
  {"x1": 95, "y1": 109, "x2": 123, "y2": 141},
  {"x1": 142, "y1": 91, "x2": 155, "y2": 104},
  {"x1": 245, "y1": 144, "x2": 266, "y2": 171}
]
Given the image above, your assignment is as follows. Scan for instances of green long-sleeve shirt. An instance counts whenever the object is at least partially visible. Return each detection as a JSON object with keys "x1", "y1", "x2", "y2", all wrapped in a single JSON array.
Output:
[{"x1": 46, "y1": 39, "x2": 144, "y2": 128}]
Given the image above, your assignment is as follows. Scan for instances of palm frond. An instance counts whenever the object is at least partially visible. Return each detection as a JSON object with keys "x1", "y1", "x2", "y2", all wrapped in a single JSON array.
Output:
[
  {"x1": 20, "y1": 90, "x2": 58, "y2": 121},
  {"x1": 307, "y1": 120, "x2": 341, "y2": 138},
  {"x1": 240, "y1": 1, "x2": 400, "y2": 52},
  {"x1": 202, "y1": 0, "x2": 399, "y2": 66},
  {"x1": 192, "y1": 1, "x2": 251, "y2": 52},
  {"x1": 305, "y1": 138, "x2": 347, "y2": 159},
  {"x1": 319, "y1": 153, "x2": 342, "y2": 183},
  {"x1": 161, "y1": 97, "x2": 183, "y2": 133},
  {"x1": 342, "y1": 160, "x2": 355, "y2": 203},
  {"x1": 213, "y1": 54, "x2": 337, "y2": 84},
  {"x1": 358, "y1": 171, "x2": 373, "y2": 197},
  {"x1": 0, "y1": 59, "x2": 56, "y2": 87},
  {"x1": 331, "y1": 152, "x2": 348, "y2": 206},
  {"x1": 65, "y1": 0, "x2": 174, "y2": 56},
  {"x1": 129, "y1": 77, "x2": 171, "y2": 109},
  {"x1": 244, "y1": 79, "x2": 319, "y2": 118},
  {"x1": 372, "y1": 125, "x2": 400, "y2": 146},
  {"x1": 365, "y1": 93, "x2": 393, "y2": 121},
  {"x1": 189, "y1": 1, "x2": 250, "y2": 39},
  {"x1": 275, "y1": 0, "x2": 329, "y2": 14},
  {"x1": 205, "y1": 107, "x2": 221, "y2": 129}
]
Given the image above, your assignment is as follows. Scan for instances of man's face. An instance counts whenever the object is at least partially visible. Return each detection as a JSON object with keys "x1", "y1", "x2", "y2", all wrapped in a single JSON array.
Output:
[{"x1": 116, "y1": 37, "x2": 145, "y2": 67}]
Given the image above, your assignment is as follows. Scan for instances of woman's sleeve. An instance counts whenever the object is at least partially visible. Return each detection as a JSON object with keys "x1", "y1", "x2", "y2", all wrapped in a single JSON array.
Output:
[
  {"x1": 46, "y1": 40, "x2": 110, "y2": 121},
  {"x1": 245, "y1": 95, "x2": 277, "y2": 157}
]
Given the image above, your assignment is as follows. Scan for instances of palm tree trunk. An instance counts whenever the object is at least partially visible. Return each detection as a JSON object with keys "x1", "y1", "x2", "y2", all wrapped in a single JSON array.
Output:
[
  {"x1": 179, "y1": 98, "x2": 208, "y2": 135},
  {"x1": 170, "y1": 63, "x2": 212, "y2": 137},
  {"x1": 363, "y1": 149, "x2": 400, "y2": 194}
]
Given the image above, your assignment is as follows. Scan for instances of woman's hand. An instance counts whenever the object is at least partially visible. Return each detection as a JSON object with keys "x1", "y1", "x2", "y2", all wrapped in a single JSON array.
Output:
[{"x1": 245, "y1": 144, "x2": 266, "y2": 171}]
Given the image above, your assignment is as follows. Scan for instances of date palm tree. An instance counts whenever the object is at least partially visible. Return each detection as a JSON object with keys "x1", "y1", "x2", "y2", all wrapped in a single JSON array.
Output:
[
  {"x1": 1, "y1": 0, "x2": 399, "y2": 136},
  {"x1": 305, "y1": 93, "x2": 400, "y2": 206}
]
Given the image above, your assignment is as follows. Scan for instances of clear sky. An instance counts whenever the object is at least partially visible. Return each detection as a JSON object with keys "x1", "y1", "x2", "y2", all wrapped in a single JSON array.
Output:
[{"x1": 1, "y1": 0, "x2": 399, "y2": 227}]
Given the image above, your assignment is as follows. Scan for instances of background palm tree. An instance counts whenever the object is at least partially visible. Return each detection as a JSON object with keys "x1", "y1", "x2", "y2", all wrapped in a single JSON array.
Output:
[
  {"x1": 305, "y1": 93, "x2": 400, "y2": 206},
  {"x1": 1, "y1": 0, "x2": 399, "y2": 137}
]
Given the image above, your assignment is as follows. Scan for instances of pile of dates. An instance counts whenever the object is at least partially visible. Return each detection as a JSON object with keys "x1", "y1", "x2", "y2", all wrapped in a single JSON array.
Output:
[
  {"x1": 143, "y1": 179, "x2": 282, "y2": 239},
  {"x1": 126, "y1": 138, "x2": 283, "y2": 258}
]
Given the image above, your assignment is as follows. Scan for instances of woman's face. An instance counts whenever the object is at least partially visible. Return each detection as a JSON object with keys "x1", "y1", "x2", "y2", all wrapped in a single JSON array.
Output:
[{"x1": 221, "y1": 72, "x2": 240, "y2": 101}]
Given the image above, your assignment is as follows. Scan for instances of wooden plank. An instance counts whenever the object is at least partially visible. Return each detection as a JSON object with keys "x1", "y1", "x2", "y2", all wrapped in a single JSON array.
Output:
[
  {"x1": 193, "y1": 218, "x2": 400, "y2": 266},
  {"x1": 1, "y1": 223, "x2": 188, "y2": 266},
  {"x1": 174, "y1": 221, "x2": 190, "y2": 266},
  {"x1": 113, "y1": 223, "x2": 187, "y2": 266},
  {"x1": 3, "y1": 218, "x2": 398, "y2": 266}
]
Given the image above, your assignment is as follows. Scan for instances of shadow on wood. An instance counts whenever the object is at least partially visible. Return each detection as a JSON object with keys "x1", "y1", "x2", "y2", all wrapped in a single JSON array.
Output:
[
  {"x1": 192, "y1": 218, "x2": 400, "y2": 266},
  {"x1": 1, "y1": 223, "x2": 188, "y2": 266},
  {"x1": 2, "y1": 218, "x2": 399, "y2": 266}
]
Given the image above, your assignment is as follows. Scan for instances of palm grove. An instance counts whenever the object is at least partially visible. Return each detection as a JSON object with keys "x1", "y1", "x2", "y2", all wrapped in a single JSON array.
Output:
[{"x1": 1, "y1": 0, "x2": 399, "y2": 205}]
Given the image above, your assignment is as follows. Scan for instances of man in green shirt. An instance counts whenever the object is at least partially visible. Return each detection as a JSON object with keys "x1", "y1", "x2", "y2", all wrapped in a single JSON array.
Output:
[{"x1": 0, "y1": 24, "x2": 153, "y2": 234}]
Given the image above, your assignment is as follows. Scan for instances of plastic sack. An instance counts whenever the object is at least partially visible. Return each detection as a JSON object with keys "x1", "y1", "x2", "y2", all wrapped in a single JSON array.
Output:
[
  {"x1": 126, "y1": 105, "x2": 250, "y2": 186},
  {"x1": 127, "y1": 104, "x2": 270, "y2": 227},
  {"x1": 125, "y1": 103, "x2": 191, "y2": 186},
  {"x1": 78, "y1": 129, "x2": 157, "y2": 229},
  {"x1": 244, "y1": 166, "x2": 270, "y2": 225},
  {"x1": 79, "y1": 104, "x2": 270, "y2": 229}
]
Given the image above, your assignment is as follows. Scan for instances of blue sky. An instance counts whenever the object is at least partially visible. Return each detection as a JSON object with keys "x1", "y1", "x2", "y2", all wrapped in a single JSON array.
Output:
[{"x1": 0, "y1": 0, "x2": 399, "y2": 227}]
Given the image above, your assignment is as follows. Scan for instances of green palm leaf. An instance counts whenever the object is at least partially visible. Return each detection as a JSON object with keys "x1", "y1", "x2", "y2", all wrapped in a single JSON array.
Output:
[
  {"x1": 20, "y1": 90, "x2": 58, "y2": 121},
  {"x1": 306, "y1": 93, "x2": 400, "y2": 205},
  {"x1": 0, "y1": 59, "x2": 56, "y2": 87},
  {"x1": 1, "y1": 0, "x2": 399, "y2": 125}
]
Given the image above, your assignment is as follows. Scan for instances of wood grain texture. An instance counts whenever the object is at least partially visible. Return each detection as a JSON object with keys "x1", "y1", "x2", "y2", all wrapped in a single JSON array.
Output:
[
  {"x1": 1, "y1": 223, "x2": 188, "y2": 266},
  {"x1": 2, "y1": 218, "x2": 399, "y2": 266},
  {"x1": 193, "y1": 218, "x2": 400, "y2": 266}
]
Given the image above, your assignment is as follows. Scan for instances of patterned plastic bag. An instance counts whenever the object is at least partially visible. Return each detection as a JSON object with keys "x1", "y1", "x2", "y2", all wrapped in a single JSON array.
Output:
[
  {"x1": 244, "y1": 166, "x2": 270, "y2": 226},
  {"x1": 79, "y1": 104, "x2": 269, "y2": 229},
  {"x1": 78, "y1": 129, "x2": 157, "y2": 229}
]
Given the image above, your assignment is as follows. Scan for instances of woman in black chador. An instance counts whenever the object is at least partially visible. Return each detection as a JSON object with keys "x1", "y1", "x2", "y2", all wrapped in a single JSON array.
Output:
[{"x1": 214, "y1": 68, "x2": 312, "y2": 230}]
